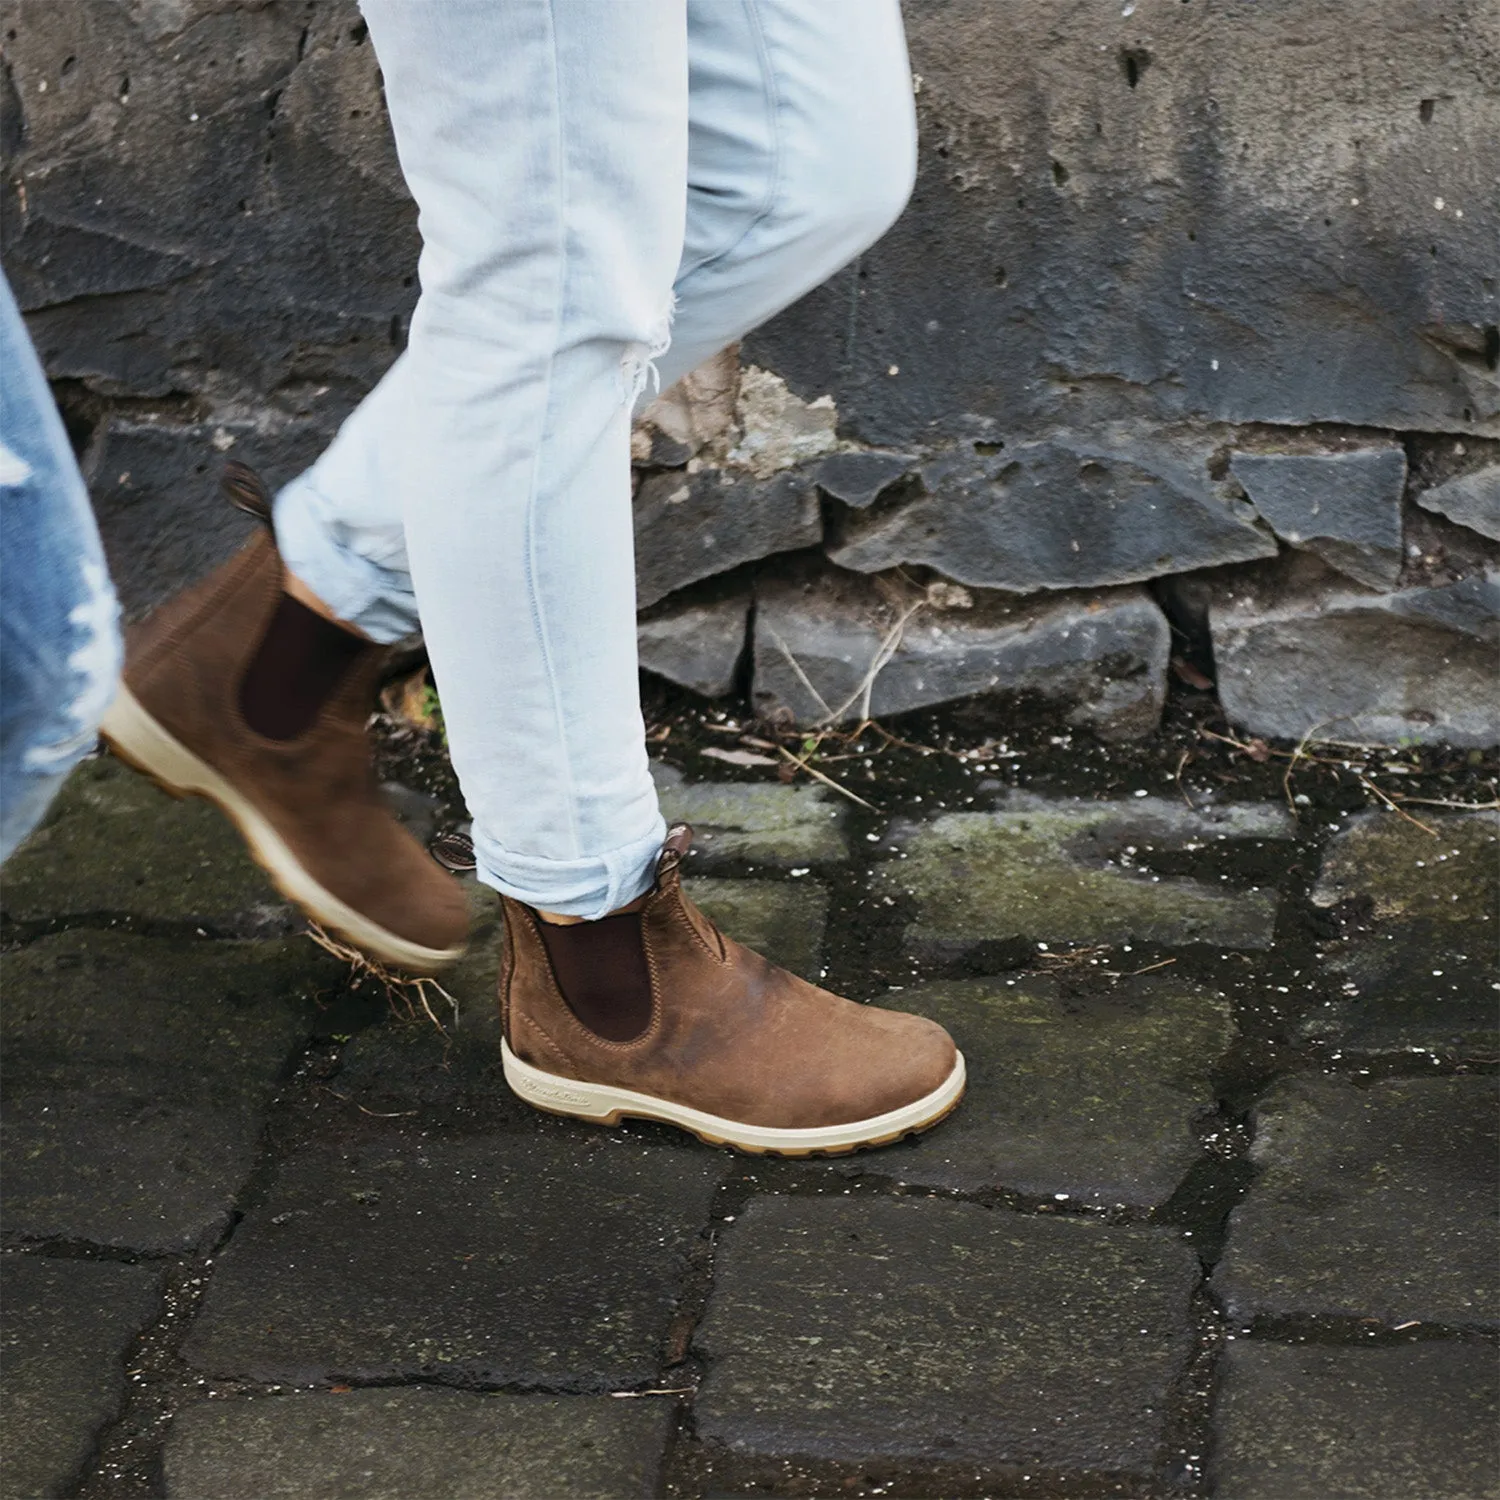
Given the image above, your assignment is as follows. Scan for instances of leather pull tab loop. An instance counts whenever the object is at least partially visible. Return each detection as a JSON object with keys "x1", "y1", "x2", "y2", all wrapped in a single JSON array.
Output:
[
  {"x1": 657, "y1": 823, "x2": 694, "y2": 879},
  {"x1": 223, "y1": 459, "x2": 274, "y2": 526},
  {"x1": 430, "y1": 829, "x2": 477, "y2": 873}
]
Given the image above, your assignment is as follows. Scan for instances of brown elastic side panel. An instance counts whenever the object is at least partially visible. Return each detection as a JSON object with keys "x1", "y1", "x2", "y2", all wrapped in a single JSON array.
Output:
[{"x1": 535, "y1": 911, "x2": 654, "y2": 1043}]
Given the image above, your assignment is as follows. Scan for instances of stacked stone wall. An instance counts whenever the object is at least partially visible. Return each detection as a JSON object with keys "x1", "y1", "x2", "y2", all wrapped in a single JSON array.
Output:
[{"x1": 3, "y1": 0, "x2": 1496, "y2": 743}]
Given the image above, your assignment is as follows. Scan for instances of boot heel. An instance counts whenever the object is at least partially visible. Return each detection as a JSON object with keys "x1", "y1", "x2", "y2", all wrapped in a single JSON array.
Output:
[
  {"x1": 501, "y1": 1041, "x2": 625, "y2": 1125},
  {"x1": 101, "y1": 684, "x2": 214, "y2": 799}
]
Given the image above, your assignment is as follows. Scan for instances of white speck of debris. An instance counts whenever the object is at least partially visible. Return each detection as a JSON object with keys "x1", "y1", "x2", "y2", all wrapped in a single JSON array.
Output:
[
  {"x1": 1211, "y1": 358, "x2": 1220, "y2": 371},
  {"x1": 866, "y1": 832, "x2": 880, "y2": 842},
  {"x1": 887, "y1": 364, "x2": 900, "y2": 376},
  {"x1": 789, "y1": 867, "x2": 810, "y2": 878},
  {"x1": 189, "y1": 112, "x2": 200, "y2": 122},
  {"x1": 1433, "y1": 970, "x2": 1444, "y2": 977},
  {"x1": 1121, "y1": 0, "x2": 1137, "y2": 14},
  {"x1": 1456, "y1": 208, "x2": 1464, "y2": 218},
  {"x1": 1434, "y1": 196, "x2": 1445, "y2": 210},
  {"x1": 1350, "y1": 197, "x2": 1360, "y2": 206},
  {"x1": 1054, "y1": 1192, "x2": 1069, "y2": 1201},
  {"x1": 1133, "y1": 789, "x2": 1149, "y2": 798},
  {"x1": 1037, "y1": 942, "x2": 1050, "y2": 951}
]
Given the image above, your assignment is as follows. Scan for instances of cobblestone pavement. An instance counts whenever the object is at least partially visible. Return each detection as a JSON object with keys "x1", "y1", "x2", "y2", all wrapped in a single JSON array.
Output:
[{"x1": 2, "y1": 718, "x2": 1496, "y2": 1500}]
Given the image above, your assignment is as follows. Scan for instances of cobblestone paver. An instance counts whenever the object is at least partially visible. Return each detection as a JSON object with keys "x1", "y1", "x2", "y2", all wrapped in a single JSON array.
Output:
[
  {"x1": 1214, "y1": 1074, "x2": 1498, "y2": 1326},
  {"x1": 0, "y1": 1258, "x2": 163, "y2": 1500},
  {"x1": 876, "y1": 795, "x2": 1294, "y2": 954},
  {"x1": 830, "y1": 973, "x2": 1234, "y2": 1204},
  {"x1": 694, "y1": 1197, "x2": 1199, "y2": 1478},
  {"x1": 164, "y1": 1388, "x2": 675, "y2": 1499},
  {"x1": 2, "y1": 751, "x2": 1495, "y2": 1499},
  {"x1": 1211, "y1": 1342, "x2": 1499, "y2": 1499}
]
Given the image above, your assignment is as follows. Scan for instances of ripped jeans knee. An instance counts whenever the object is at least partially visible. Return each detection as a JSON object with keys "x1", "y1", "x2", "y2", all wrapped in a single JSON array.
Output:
[{"x1": 0, "y1": 543, "x2": 122, "y2": 860}]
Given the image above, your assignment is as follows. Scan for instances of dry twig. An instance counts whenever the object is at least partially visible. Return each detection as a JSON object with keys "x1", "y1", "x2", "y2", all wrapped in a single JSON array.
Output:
[
  {"x1": 306, "y1": 923, "x2": 460, "y2": 1036},
  {"x1": 1355, "y1": 775, "x2": 1439, "y2": 836},
  {"x1": 774, "y1": 744, "x2": 876, "y2": 810}
]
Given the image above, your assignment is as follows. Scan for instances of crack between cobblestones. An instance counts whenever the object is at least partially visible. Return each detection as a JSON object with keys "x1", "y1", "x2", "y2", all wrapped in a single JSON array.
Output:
[{"x1": 68, "y1": 1038, "x2": 353, "y2": 1499}]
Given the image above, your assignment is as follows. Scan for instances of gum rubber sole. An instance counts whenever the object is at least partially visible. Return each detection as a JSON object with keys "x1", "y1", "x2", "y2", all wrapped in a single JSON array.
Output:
[
  {"x1": 100, "y1": 683, "x2": 465, "y2": 974},
  {"x1": 501, "y1": 1038, "x2": 967, "y2": 1156}
]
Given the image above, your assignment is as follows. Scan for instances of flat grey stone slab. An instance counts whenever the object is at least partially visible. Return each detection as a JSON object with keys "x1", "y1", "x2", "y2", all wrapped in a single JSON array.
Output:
[
  {"x1": 634, "y1": 467, "x2": 820, "y2": 609},
  {"x1": 1306, "y1": 810, "x2": 1499, "y2": 1057},
  {"x1": 825, "y1": 435, "x2": 1276, "y2": 592},
  {"x1": 695, "y1": 1197, "x2": 1198, "y2": 1476},
  {"x1": 1212, "y1": 563, "x2": 1500, "y2": 748},
  {"x1": 876, "y1": 794, "x2": 1293, "y2": 953},
  {"x1": 182, "y1": 1133, "x2": 722, "y2": 1387},
  {"x1": 814, "y1": 449, "x2": 915, "y2": 508},
  {"x1": 1, "y1": 757, "x2": 294, "y2": 935},
  {"x1": 684, "y1": 877, "x2": 827, "y2": 981},
  {"x1": 0, "y1": 1257, "x2": 162, "y2": 1500},
  {"x1": 1230, "y1": 446, "x2": 1406, "y2": 590},
  {"x1": 2, "y1": 931, "x2": 336, "y2": 1252},
  {"x1": 1416, "y1": 463, "x2": 1500, "y2": 542},
  {"x1": 652, "y1": 762, "x2": 847, "y2": 866},
  {"x1": 638, "y1": 582, "x2": 753, "y2": 699},
  {"x1": 752, "y1": 567, "x2": 1169, "y2": 740},
  {"x1": 839, "y1": 975, "x2": 1232, "y2": 1206},
  {"x1": 1212, "y1": 1342, "x2": 1500, "y2": 1500},
  {"x1": 1216, "y1": 1075, "x2": 1499, "y2": 1326},
  {"x1": 164, "y1": 1389, "x2": 674, "y2": 1500}
]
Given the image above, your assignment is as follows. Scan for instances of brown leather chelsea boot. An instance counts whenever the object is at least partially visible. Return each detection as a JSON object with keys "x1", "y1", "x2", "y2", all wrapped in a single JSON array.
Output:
[
  {"x1": 498, "y1": 825, "x2": 965, "y2": 1155},
  {"x1": 99, "y1": 464, "x2": 468, "y2": 972}
]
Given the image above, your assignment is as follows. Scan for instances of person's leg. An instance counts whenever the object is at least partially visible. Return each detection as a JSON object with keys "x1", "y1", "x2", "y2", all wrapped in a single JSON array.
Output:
[
  {"x1": 483, "y1": 0, "x2": 960, "y2": 1151},
  {"x1": 100, "y1": 2, "x2": 687, "y2": 962},
  {"x1": 278, "y1": 0, "x2": 689, "y2": 920},
  {"x1": 103, "y1": 0, "x2": 961, "y2": 1148},
  {"x1": 0, "y1": 272, "x2": 122, "y2": 863},
  {"x1": 655, "y1": 0, "x2": 917, "y2": 393}
]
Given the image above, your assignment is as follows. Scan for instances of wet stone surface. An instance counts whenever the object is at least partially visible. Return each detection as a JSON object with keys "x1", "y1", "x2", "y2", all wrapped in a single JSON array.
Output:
[
  {"x1": 1211, "y1": 1342, "x2": 1500, "y2": 1500},
  {"x1": 0, "y1": 1257, "x2": 163, "y2": 1500},
  {"x1": 5, "y1": 734, "x2": 1498, "y2": 1498},
  {"x1": 1214, "y1": 1074, "x2": 1500, "y2": 1327},
  {"x1": 163, "y1": 1388, "x2": 675, "y2": 1500},
  {"x1": 181, "y1": 1132, "x2": 723, "y2": 1388},
  {"x1": 694, "y1": 1196, "x2": 1199, "y2": 1477},
  {"x1": 876, "y1": 794, "x2": 1293, "y2": 955},
  {"x1": 1, "y1": 931, "x2": 338, "y2": 1253},
  {"x1": 652, "y1": 762, "x2": 849, "y2": 866},
  {"x1": 1304, "y1": 809, "x2": 1500, "y2": 1057},
  {"x1": 0, "y1": 756, "x2": 296, "y2": 937},
  {"x1": 826, "y1": 974, "x2": 1234, "y2": 1206}
]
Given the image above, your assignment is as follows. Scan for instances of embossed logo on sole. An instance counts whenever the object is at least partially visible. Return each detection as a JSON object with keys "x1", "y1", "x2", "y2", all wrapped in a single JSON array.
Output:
[{"x1": 520, "y1": 1080, "x2": 595, "y2": 1108}]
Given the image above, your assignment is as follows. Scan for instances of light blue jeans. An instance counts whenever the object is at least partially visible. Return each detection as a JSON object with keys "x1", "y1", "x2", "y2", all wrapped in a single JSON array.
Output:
[
  {"x1": 275, "y1": 0, "x2": 916, "y2": 917},
  {"x1": 0, "y1": 272, "x2": 122, "y2": 863}
]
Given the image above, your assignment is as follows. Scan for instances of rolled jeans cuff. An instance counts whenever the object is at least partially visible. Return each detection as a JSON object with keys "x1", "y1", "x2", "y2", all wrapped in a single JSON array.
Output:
[
  {"x1": 273, "y1": 474, "x2": 421, "y2": 644},
  {"x1": 472, "y1": 815, "x2": 668, "y2": 920}
]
